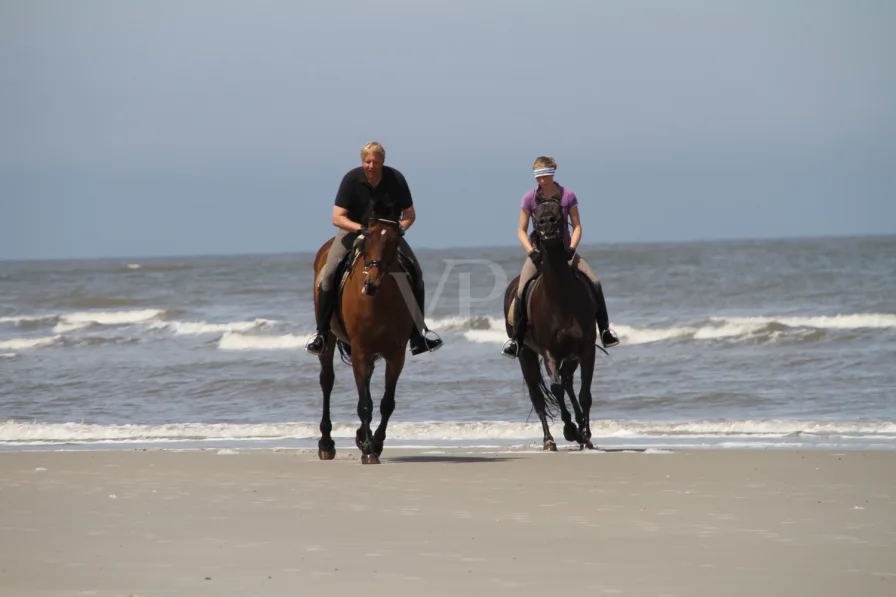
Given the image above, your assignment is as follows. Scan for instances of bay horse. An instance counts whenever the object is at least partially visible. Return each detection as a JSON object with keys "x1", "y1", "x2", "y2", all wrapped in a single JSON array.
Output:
[
  {"x1": 503, "y1": 198, "x2": 598, "y2": 451},
  {"x1": 311, "y1": 202, "x2": 416, "y2": 464}
]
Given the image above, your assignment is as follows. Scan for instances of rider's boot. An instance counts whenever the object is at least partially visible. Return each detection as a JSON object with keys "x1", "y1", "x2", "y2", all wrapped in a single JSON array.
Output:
[
  {"x1": 593, "y1": 282, "x2": 619, "y2": 348},
  {"x1": 305, "y1": 287, "x2": 337, "y2": 356},
  {"x1": 408, "y1": 280, "x2": 443, "y2": 356},
  {"x1": 501, "y1": 296, "x2": 527, "y2": 358}
]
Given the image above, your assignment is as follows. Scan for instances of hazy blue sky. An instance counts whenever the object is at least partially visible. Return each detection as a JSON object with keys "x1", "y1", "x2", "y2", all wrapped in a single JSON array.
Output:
[{"x1": 2, "y1": 0, "x2": 894, "y2": 260}]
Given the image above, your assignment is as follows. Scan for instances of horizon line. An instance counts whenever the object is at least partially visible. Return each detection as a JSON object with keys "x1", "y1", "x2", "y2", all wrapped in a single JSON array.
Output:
[{"x1": 2, "y1": 231, "x2": 893, "y2": 264}]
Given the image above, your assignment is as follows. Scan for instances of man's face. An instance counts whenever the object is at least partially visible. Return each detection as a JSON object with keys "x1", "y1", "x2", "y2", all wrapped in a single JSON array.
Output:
[{"x1": 363, "y1": 154, "x2": 384, "y2": 179}]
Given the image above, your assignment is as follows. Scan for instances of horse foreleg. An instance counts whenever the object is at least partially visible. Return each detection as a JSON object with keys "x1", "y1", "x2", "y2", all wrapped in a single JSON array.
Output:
[
  {"x1": 552, "y1": 377, "x2": 581, "y2": 445},
  {"x1": 577, "y1": 347, "x2": 597, "y2": 450},
  {"x1": 560, "y1": 361, "x2": 586, "y2": 447},
  {"x1": 353, "y1": 356, "x2": 378, "y2": 464},
  {"x1": 373, "y1": 351, "x2": 405, "y2": 458},
  {"x1": 520, "y1": 347, "x2": 556, "y2": 451},
  {"x1": 317, "y1": 331, "x2": 337, "y2": 460}
]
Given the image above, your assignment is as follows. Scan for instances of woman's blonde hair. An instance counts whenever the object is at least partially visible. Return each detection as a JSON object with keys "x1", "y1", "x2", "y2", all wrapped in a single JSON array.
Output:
[
  {"x1": 361, "y1": 142, "x2": 386, "y2": 162},
  {"x1": 532, "y1": 156, "x2": 558, "y2": 171}
]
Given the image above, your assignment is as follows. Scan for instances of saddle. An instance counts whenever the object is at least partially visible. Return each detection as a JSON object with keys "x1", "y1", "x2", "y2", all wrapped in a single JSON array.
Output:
[
  {"x1": 333, "y1": 239, "x2": 415, "y2": 297},
  {"x1": 508, "y1": 268, "x2": 594, "y2": 327}
]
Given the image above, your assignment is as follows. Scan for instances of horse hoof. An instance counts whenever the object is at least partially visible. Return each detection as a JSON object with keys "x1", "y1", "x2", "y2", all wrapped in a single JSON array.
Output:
[
  {"x1": 584, "y1": 441, "x2": 595, "y2": 450},
  {"x1": 318, "y1": 449, "x2": 336, "y2": 461},
  {"x1": 544, "y1": 441, "x2": 557, "y2": 452},
  {"x1": 361, "y1": 454, "x2": 380, "y2": 465},
  {"x1": 563, "y1": 428, "x2": 581, "y2": 443}
]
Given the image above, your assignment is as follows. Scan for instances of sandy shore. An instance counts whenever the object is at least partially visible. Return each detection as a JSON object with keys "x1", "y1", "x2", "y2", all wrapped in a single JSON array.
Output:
[{"x1": 1, "y1": 447, "x2": 894, "y2": 596}]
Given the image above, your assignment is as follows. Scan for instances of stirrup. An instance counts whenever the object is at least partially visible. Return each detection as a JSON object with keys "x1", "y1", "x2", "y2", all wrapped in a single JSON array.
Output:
[
  {"x1": 501, "y1": 339, "x2": 520, "y2": 359},
  {"x1": 600, "y1": 329, "x2": 620, "y2": 348},
  {"x1": 410, "y1": 329, "x2": 443, "y2": 355},
  {"x1": 304, "y1": 333, "x2": 326, "y2": 355}
]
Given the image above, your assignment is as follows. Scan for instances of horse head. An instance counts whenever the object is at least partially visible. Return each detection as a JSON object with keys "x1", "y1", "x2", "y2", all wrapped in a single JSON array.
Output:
[
  {"x1": 533, "y1": 198, "x2": 565, "y2": 247},
  {"x1": 360, "y1": 202, "x2": 403, "y2": 297}
]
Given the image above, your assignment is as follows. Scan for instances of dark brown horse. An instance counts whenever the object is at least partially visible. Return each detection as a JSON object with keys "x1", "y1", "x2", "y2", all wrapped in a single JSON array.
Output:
[
  {"x1": 503, "y1": 198, "x2": 598, "y2": 451},
  {"x1": 311, "y1": 202, "x2": 416, "y2": 464}
]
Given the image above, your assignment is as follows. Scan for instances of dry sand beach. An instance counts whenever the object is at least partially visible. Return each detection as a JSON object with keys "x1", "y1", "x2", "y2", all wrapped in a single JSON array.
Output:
[{"x1": 1, "y1": 448, "x2": 894, "y2": 596}]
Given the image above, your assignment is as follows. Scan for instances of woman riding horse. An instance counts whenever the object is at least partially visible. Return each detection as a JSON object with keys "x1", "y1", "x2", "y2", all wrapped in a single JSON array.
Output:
[
  {"x1": 502, "y1": 156, "x2": 619, "y2": 359},
  {"x1": 503, "y1": 195, "x2": 601, "y2": 450}
]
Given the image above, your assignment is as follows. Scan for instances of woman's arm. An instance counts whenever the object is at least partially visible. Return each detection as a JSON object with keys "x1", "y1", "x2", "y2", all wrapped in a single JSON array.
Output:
[
  {"x1": 568, "y1": 205, "x2": 582, "y2": 250},
  {"x1": 517, "y1": 209, "x2": 534, "y2": 253}
]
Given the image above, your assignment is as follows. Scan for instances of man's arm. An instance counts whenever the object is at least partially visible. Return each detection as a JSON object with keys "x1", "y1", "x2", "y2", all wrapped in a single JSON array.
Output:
[
  {"x1": 400, "y1": 205, "x2": 416, "y2": 232},
  {"x1": 332, "y1": 206, "x2": 363, "y2": 233},
  {"x1": 332, "y1": 171, "x2": 363, "y2": 233},
  {"x1": 392, "y1": 169, "x2": 415, "y2": 232}
]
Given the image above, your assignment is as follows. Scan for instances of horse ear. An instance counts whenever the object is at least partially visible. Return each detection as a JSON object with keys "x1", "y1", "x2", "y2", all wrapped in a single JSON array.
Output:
[{"x1": 370, "y1": 199, "x2": 390, "y2": 219}]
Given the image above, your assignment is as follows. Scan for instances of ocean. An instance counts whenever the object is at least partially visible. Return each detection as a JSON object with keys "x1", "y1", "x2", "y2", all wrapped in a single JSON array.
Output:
[{"x1": 1, "y1": 236, "x2": 894, "y2": 452}]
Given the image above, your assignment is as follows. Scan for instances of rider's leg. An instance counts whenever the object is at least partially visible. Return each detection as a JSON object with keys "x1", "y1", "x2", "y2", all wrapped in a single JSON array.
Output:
[
  {"x1": 305, "y1": 230, "x2": 354, "y2": 355},
  {"x1": 502, "y1": 256, "x2": 538, "y2": 358},
  {"x1": 576, "y1": 257, "x2": 619, "y2": 348},
  {"x1": 398, "y1": 237, "x2": 443, "y2": 355}
]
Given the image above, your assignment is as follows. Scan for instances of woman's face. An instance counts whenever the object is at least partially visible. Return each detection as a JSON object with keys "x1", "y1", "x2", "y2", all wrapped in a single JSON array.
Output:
[{"x1": 535, "y1": 174, "x2": 554, "y2": 190}]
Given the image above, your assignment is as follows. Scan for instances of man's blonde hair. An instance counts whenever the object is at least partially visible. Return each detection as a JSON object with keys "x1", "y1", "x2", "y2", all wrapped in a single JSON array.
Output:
[
  {"x1": 532, "y1": 156, "x2": 558, "y2": 171},
  {"x1": 361, "y1": 141, "x2": 386, "y2": 162}
]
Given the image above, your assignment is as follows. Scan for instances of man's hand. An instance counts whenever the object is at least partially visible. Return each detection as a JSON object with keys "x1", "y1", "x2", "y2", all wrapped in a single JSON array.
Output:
[{"x1": 565, "y1": 246, "x2": 577, "y2": 260}]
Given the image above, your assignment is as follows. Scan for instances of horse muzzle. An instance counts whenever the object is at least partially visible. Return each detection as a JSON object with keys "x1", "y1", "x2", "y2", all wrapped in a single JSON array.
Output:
[
  {"x1": 362, "y1": 279, "x2": 380, "y2": 297},
  {"x1": 539, "y1": 229, "x2": 561, "y2": 242}
]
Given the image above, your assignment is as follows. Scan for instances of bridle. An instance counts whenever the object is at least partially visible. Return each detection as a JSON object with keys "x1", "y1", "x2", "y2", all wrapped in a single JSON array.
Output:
[
  {"x1": 534, "y1": 198, "x2": 563, "y2": 242},
  {"x1": 361, "y1": 218, "x2": 401, "y2": 275}
]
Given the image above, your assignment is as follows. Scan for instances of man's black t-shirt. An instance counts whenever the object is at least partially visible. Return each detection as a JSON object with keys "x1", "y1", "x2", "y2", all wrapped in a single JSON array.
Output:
[{"x1": 334, "y1": 166, "x2": 413, "y2": 224}]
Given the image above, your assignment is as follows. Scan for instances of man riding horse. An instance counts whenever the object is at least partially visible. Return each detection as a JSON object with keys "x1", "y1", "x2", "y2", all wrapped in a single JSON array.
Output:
[{"x1": 305, "y1": 141, "x2": 443, "y2": 357}]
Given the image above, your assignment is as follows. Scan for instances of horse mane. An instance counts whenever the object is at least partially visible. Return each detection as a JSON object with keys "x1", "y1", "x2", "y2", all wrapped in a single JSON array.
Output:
[{"x1": 368, "y1": 199, "x2": 401, "y2": 223}]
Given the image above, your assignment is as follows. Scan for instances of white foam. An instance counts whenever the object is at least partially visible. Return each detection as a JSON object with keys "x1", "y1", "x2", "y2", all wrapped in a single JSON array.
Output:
[
  {"x1": 126, "y1": 263, "x2": 141, "y2": 269},
  {"x1": 429, "y1": 316, "x2": 504, "y2": 332},
  {"x1": 714, "y1": 314, "x2": 896, "y2": 330},
  {"x1": 151, "y1": 318, "x2": 272, "y2": 336},
  {"x1": 0, "y1": 314, "x2": 56, "y2": 325},
  {"x1": 1, "y1": 419, "x2": 893, "y2": 446},
  {"x1": 463, "y1": 329, "x2": 509, "y2": 344},
  {"x1": 218, "y1": 332, "x2": 309, "y2": 351},
  {"x1": 53, "y1": 309, "x2": 165, "y2": 334},
  {"x1": 0, "y1": 336, "x2": 60, "y2": 350},
  {"x1": 0, "y1": 352, "x2": 17, "y2": 358},
  {"x1": 615, "y1": 324, "x2": 694, "y2": 345}
]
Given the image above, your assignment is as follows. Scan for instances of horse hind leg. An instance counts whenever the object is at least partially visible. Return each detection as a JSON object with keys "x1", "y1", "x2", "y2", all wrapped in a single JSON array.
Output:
[
  {"x1": 520, "y1": 347, "x2": 557, "y2": 451},
  {"x1": 317, "y1": 331, "x2": 337, "y2": 460}
]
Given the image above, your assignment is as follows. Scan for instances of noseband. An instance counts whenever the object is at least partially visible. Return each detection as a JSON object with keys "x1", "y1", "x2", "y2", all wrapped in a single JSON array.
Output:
[{"x1": 362, "y1": 218, "x2": 401, "y2": 273}]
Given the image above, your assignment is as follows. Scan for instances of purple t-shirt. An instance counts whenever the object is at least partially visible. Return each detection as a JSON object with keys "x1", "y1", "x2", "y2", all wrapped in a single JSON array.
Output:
[{"x1": 521, "y1": 183, "x2": 578, "y2": 245}]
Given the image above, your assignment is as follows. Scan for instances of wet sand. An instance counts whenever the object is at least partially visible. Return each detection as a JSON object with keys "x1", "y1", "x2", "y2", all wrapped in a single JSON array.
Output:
[{"x1": 1, "y1": 447, "x2": 894, "y2": 596}]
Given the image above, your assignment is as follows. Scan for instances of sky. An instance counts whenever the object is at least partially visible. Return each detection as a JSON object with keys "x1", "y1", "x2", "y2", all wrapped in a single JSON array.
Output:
[{"x1": 1, "y1": 0, "x2": 894, "y2": 260}]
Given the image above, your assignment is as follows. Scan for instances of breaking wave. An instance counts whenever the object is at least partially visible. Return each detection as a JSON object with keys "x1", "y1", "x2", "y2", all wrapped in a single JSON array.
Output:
[{"x1": 1, "y1": 419, "x2": 893, "y2": 447}]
